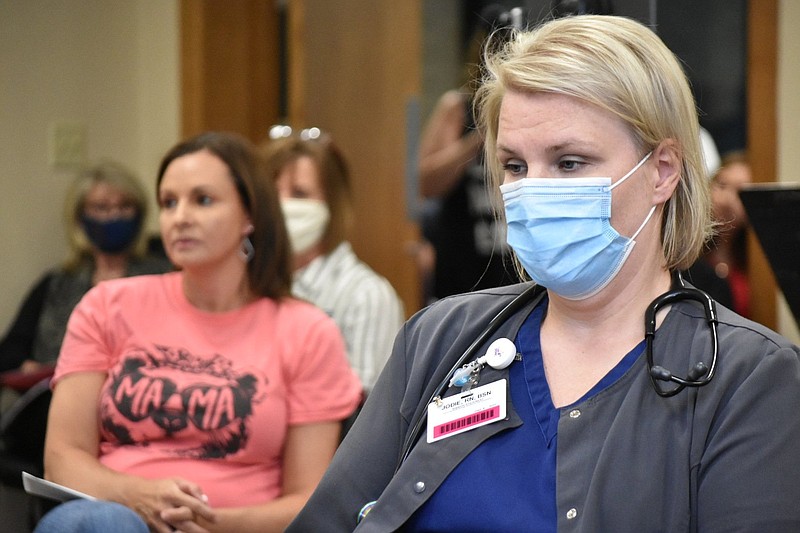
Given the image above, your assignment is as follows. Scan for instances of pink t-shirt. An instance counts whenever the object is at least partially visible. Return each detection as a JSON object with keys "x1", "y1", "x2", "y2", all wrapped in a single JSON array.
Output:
[{"x1": 54, "y1": 272, "x2": 362, "y2": 507}]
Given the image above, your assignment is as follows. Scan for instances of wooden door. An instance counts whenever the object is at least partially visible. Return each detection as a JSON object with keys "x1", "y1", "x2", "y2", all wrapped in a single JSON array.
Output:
[
  {"x1": 286, "y1": 0, "x2": 423, "y2": 315},
  {"x1": 180, "y1": 0, "x2": 281, "y2": 141},
  {"x1": 747, "y1": 0, "x2": 778, "y2": 329}
]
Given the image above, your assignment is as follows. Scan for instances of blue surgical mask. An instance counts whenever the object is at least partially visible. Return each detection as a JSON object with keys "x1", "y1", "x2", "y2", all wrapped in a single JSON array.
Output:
[
  {"x1": 501, "y1": 152, "x2": 654, "y2": 300},
  {"x1": 81, "y1": 214, "x2": 141, "y2": 254}
]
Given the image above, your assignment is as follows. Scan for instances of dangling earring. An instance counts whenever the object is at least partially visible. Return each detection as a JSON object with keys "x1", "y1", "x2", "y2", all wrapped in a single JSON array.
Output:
[
  {"x1": 240, "y1": 224, "x2": 255, "y2": 262},
  {"x1": 240, "y1": 236, "x2": 255, "y2": 262}
]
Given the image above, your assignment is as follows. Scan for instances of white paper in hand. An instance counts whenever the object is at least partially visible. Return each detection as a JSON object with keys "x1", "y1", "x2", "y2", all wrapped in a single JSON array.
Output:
[{"x1": 22, "y1": 471, "x2": 96, "y2": 502}]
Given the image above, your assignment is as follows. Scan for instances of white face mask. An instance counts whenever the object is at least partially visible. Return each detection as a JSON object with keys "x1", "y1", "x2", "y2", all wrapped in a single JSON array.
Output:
[{"x1": 280, "y1": 198, "x2": 330, "y2": 255}]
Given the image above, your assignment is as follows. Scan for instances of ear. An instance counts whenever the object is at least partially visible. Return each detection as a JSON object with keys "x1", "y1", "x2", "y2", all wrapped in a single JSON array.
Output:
[
  {"x1": 243, "y1": 222, "x2": 254, "y2": 236},
  {"x1": 651, "y1": 139, "x2": 681, "y2": 204}
]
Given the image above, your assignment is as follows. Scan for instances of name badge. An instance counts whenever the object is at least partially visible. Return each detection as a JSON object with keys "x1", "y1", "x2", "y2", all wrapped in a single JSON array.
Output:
[{"x1": 426, "y1": 379, "x2": 507, "y2": 443}]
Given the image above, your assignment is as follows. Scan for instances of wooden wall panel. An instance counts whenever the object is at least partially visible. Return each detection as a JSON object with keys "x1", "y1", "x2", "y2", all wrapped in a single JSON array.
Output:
[
  {"x1": 747, "y1": 0, "x2": 778, "y2": 329},
  {"x1": 287, "y1": 0, "x2": 423, "y2": 315},
  {"x1": 180, "y1": 0, "x2": 281, "y2": 142}
]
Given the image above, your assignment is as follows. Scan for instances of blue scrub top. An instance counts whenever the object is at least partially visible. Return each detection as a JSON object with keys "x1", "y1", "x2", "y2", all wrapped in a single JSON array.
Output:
[{"x1": 406, "y1": 300, "x2": 645, "y2": 531}]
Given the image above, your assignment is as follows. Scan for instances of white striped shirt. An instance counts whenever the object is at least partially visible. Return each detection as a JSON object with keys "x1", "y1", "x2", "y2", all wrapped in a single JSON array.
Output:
[{"x1": 292, "y1": 242, "x2": 405, "y2": 392}]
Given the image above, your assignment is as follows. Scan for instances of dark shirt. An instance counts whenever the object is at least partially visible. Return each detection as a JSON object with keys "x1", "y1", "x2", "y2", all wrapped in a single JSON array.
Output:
[
  {"x1": 0, "y1": 256, "x2": 172, "y2": 372},
  {"x1": 425, "y1": 96, "x2": 517, "y2": 299},
  {"x1": 684, "y1": 260, "x2": 734, "y2": 310}
]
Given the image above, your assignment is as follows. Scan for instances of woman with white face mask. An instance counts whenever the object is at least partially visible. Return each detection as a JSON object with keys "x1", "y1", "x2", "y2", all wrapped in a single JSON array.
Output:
[
  {"x1": 259, "y1": 133, "x2": 405, "y2": 395},
  {"x1": 288, "y1": 15, "x2": 800, "y2": 532}
]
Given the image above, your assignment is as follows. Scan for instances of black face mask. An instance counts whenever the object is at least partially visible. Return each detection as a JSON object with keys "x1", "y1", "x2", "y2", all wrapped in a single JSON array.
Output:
[{"x1": 80, "y1": 214, "x2": 142, "y2": 254}]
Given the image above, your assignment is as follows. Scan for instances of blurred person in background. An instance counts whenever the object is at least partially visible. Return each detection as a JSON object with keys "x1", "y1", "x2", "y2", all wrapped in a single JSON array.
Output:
[
  {"x1": 704, "y1": 151, "x2": 752, "y2": 317},
  {"x1": 686, "y1": 151, "x2": 752, "y2": 316},
  {"x1": 416, "y1": 6, "x2": 522, "y2": 300},
  {"x1": 0, "y1": 161, "x2": 171, "y2": 393},
  {"x1": 260, "y1": 127, "x2": 404, "y2": 395}
]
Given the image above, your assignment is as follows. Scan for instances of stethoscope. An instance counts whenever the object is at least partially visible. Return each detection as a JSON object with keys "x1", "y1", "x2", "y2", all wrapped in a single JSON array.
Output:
[
  {"x1": 397, "y1": 270, "x2": 718, "y2": 470},
  {"x1": 646, "y1": 270, "x2": 719, "y2": 396}
]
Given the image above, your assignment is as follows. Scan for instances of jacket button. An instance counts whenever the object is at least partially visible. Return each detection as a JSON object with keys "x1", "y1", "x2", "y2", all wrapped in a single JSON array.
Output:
[
  {"x1": 414, "y1": 481, "x2": 426, "y2": 493},
  {"x1": 569, "y1": 409, "x2": 581, "y2": 419},
  {"x1": 566, "y1": 508, "x2": 578, "y2": 520}
]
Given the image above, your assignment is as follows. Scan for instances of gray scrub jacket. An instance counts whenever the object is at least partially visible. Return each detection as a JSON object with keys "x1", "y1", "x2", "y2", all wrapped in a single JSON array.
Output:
[{"x1": 288, "y1": 282, "x2": 800, "y2": 532}]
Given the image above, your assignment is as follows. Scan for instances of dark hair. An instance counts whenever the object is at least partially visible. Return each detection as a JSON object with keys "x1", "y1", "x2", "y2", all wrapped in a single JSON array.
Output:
[
  {"x1": 157, "y1": 131, "x2": 292, "y2": 299},
  {"x1": 259, "y1": 135, "x2": 353, "y2": 253}
]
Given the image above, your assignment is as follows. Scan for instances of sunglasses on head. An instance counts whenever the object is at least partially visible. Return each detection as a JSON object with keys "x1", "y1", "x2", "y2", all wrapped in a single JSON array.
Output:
[{"x1": 268, "y1": 125, "x2": 326, "y2": 142}]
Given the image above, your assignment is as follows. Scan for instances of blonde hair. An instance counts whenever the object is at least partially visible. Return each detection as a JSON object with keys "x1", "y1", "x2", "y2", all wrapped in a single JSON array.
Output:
[
  {"x1": 475, "y1": 15, "x2": 713, "y2": 270},
  {"x1": 63, "y1": 160, "x2": 149, "y2": 271}
]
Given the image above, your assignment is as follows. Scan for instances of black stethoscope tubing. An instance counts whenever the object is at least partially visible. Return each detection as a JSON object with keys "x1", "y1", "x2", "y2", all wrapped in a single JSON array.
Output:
[
  {"x1": 397, "y1": 272, "x2": 718, "y2": 470},
  {"x1": 646, "y1": 271, "x2": 719, "y2": 397}
]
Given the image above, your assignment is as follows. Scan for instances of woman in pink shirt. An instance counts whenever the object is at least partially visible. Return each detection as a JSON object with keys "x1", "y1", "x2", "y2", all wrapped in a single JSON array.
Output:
[{"x1": 35, "y1": 132, "x2": 362, "y2": 533}]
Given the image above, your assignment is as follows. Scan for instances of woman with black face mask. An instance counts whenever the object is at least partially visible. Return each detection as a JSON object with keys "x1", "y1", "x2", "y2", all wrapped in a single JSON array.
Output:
[{"x1": 0, "y1": 161, "x2": 172, "y2": 391}]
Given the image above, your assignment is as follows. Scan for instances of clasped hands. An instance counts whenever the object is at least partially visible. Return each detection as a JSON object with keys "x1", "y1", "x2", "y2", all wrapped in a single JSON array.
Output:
[{"x1": 130, "y1": 477, "x2": 217, "y2": 533}]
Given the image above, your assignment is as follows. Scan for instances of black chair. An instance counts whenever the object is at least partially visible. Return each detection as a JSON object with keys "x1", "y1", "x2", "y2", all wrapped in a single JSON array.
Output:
[{"x1": 0, "y1": 377, "x2": 54, "y2": 527}]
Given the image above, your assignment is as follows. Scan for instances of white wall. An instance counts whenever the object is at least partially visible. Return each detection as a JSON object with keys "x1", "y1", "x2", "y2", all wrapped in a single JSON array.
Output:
[
  {"x1": 777, "y1": 0, "x2": 800, "y2": 343},
  {"x1": 0, "y1": 0, "x2": 179, "y2": 335}
]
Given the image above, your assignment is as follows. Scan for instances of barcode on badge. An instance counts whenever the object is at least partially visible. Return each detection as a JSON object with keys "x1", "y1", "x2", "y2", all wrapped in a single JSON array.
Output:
[{"x1": 432, "y1": 406, "x2": 500, "y2": 438}]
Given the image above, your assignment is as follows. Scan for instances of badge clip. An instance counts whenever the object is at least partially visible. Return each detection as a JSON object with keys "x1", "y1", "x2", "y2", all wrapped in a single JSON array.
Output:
[{"x1": 448, "y1": 337, "x2": 518, "y2": 391}]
